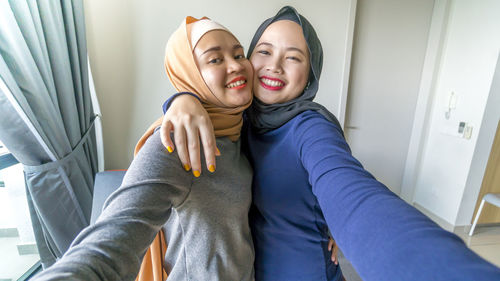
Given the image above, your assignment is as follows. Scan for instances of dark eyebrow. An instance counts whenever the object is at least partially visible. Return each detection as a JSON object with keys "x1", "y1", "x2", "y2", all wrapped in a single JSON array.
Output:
[
  {"x1": 255, "y1": 41, "x2": 306, "y2": 56},
  {"x1": 202, "y1": 46, "x2": 221, "y2": 55},
  {"x1": 201, "y1": 44, "x2": 243, "y2": 55},
  {"x1": 287, "y1": 46, "x2": 306, "y2": 56},
  {"x1": 256, "y1": 42, "x2": 273, "y2": 48}
]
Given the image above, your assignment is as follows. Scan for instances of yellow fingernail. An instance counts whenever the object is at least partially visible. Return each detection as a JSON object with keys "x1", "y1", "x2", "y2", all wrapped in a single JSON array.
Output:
[
  {"x1": 216, "y1": 147, "x2": 221, "y2": 156},
  {"x1": 193, "y1": 170, "x2": 200, "y2": 177},
  {"x1": 167, "y1": 146, "x2": 173, "y2": 153},
  {"x1": 208, "y1": 165, "x2": 215, "y2": 173},
  {"x1": 183, "y1": 164, "x2": 190, "y2": 171}
]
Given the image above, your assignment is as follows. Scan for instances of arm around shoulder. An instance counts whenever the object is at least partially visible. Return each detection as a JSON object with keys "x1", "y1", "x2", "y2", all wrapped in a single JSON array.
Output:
[{"x1": 161, "y1": 93, "x2": 218, "y2": 176}]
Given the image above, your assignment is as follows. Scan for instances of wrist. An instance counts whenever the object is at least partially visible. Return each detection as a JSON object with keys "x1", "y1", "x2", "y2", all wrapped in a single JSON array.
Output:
[{"x1": 163, "y1": 92, "x2": 201, "y2": 114}]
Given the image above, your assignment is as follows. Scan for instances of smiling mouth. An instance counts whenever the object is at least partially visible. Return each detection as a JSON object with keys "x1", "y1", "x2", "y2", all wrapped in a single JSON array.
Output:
[
  {"x1": 259, "y1": 76, "x2": 285, "y2": 90},
  {"x1": 226, "y1": 77, "x2": 247, "y2": 90}
]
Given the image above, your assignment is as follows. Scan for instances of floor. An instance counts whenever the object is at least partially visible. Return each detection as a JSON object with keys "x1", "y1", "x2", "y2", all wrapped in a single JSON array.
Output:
[
  {"x1": 0, "y1": 236, "x2": 39, "y2": 281},
  {"x1": 0, "y1": 164, "x2": 40, "y2": 281},
  {"x1": 455, "y1": 224, "x2": 500, "y2": 267}
]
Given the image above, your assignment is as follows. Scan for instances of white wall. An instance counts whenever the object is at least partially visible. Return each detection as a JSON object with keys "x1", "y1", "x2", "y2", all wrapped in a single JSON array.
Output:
[
  {"x1": 344, "y1": 0, "x2": 434, "y2": 194},
  {"x1": 83, "y1": 0, "x2": 354, "y2": 169},
  {"x1": 412, "y1": 0, "x2": 500, "y2": 225}
]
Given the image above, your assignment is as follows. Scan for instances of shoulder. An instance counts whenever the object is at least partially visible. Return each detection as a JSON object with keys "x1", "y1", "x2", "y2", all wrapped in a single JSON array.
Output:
[
  {"x1": 123, "y1": 129, "x2": 190, "y2": 188},
  {"x1": 288, "y1": 111, "x2": 351, "y2": 159},
  {"x1": 290, "y1": 111, "x2": 344, "y2": 141}
]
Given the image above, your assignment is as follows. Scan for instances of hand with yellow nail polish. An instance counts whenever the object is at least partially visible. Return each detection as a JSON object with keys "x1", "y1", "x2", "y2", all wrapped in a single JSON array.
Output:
[{"x1": 160, "y1": 94, "x2": 219, "y2": 178}]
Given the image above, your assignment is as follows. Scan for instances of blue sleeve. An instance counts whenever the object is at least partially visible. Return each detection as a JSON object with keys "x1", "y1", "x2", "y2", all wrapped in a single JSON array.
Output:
[
  {"x1": 293, "y1": 111, "x2": 500, "y2": 281},
  {"x1": 162, "y1": 92, "x2": 200, "y2": 114}
]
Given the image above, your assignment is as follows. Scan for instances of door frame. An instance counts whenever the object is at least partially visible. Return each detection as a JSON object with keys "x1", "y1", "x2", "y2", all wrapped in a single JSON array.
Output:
[{"x1": 400, "y1": 0, "x2": 452, "y2": 203}]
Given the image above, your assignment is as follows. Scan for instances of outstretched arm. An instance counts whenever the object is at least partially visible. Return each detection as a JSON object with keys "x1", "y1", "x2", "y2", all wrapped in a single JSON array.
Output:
[
  {"x1": 294, "y1": 111, "x2": 500, "y2": 281},
  {"x1": 161, "y1": 93, "x2": 218, "y2": 177},
  {"x1": 33, "y1": 131, "x2": 190, "y2": 281}
]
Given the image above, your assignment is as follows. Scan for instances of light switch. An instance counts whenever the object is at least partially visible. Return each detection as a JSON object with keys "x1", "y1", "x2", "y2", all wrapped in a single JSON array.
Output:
[
  {"x1": 463, "y1": 125, "x2": 473, "y2": 139},
  {"x1": 458, "y1": 122, "x2": 466, "y2": 133}
]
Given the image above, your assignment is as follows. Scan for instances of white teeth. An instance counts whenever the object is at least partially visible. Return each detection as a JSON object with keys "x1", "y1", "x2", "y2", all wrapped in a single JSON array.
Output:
[
  {"x1": 261, "y1": 78, "x2": 284, "y2": 87},
  {"x1": 226, "y1": 80, "x2": 246, "y2": 88}
]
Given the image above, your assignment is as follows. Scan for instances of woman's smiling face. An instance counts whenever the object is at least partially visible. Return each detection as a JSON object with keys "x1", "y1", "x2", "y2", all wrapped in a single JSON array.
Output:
[
  {"x1": 249, "y1": 20, "x2": 310, "y2": 104},
  {"x1": 193, "y1": 30, "x2": 253, "y2": 107}
]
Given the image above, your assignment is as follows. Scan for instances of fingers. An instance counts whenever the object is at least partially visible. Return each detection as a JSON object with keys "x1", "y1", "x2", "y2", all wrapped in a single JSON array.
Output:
[
  {"x1": 161, "y1": 94, "x2": 216, "y2": 177},
  {"x1": 161, "y1": 119, "x2": 175, "y2": 153},
  {"x1": 185, "y1": 123, "x2": 202, "y2": 177},
  {"x1": 328, "y1": 238, "x2": 339, "y2": 265},
  {"x1": 173, "y1": 124, "x2": 191, "y2": 172},
  {"x1": 198, "y1": 116, "x2": 217, "y2": 173},
  {"x1": 332, "y1": 244, "x2": 339, "y2": 265},
  {"x1": 328, "y1": 238, "x2": 334, "y2": 251}
]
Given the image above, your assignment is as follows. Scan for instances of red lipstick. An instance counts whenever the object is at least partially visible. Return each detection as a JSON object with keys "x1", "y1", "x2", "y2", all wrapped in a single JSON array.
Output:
[
  {"x1": 226, "y1": 76, "x2": 247, "y2": 90},
  {"x1": 259, "y1": 76, "x2": 285, "y2": 91}
]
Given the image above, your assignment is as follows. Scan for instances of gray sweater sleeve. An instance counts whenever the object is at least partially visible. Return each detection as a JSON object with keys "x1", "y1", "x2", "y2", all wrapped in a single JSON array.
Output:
[{"x1": 33, "y1": 131, "x2": 191, "y2": 281}]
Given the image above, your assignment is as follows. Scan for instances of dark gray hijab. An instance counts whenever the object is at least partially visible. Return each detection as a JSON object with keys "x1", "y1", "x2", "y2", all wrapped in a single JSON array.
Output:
[{"x1": 246, "y1": 6, "x2": 342, "y2": 134}]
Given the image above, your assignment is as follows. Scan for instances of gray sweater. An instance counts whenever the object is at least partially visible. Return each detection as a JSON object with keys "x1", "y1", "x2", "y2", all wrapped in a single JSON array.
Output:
[{"x1": 33, "y1": 130, "x2": 254, "y2": 281}]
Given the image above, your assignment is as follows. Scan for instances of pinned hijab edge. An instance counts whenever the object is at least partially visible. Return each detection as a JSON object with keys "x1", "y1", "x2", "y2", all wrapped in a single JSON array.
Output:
[{"x1": 189, "y1": 17, "x2": 230, "y2": 50}]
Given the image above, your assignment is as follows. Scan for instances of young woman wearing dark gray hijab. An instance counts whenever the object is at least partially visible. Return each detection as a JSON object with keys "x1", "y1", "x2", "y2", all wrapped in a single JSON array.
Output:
[{"x1": 160, "y1": 6, "x2": 500, "y2": 281}]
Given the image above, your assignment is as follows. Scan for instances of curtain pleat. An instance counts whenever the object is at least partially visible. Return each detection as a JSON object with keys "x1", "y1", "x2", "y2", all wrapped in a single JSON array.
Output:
[{"x1": 0, "y1": 0, "x2": 98, "y2": 268}]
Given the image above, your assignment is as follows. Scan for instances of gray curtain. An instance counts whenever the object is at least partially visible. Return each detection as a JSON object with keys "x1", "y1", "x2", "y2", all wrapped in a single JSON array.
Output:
[{"x1": 0, "y1": 0, "x2": 98, "y2": 268}]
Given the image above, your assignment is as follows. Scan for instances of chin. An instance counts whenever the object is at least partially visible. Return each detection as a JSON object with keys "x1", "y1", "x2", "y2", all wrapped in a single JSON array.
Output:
[
  {"x1": 229, "y1": 96, "x2": 252, "y2": 107},
  {"x1": 254, "y1": 87, "x2": 284, "y2": 104},
  {"x1": 254, "y1": 94, "x2": 277, "y2": 105}
]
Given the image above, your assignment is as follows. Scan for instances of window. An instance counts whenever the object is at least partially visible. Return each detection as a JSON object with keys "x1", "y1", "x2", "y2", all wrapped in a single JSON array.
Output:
[{"x1": 0, "y1": 140, "x2": 41, "y2": 280}]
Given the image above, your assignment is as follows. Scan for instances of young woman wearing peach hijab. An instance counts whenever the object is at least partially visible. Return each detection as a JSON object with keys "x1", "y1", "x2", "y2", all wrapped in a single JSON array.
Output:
[{"x1": 34, "y1": 16, "x2": 255, "y2": 281}]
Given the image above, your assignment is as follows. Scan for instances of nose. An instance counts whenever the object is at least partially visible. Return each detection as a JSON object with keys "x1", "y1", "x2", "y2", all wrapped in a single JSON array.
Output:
[
  {"x1": 266, "y1": 56, "x2": 283, "y2": 74},
  {"x1": 227, "y1": 57, "x2": 245, "y2": 74}
]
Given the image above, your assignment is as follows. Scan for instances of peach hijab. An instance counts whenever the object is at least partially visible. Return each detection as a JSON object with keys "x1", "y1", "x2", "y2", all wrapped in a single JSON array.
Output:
[{"x1": 134, "y1": 16, "x2": 252, "y2": 154}]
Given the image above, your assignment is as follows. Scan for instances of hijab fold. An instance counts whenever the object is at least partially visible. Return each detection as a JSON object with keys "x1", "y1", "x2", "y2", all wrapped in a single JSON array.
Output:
[{"x1": 246, "y1": 6, "x2": 341, "y2": 134}]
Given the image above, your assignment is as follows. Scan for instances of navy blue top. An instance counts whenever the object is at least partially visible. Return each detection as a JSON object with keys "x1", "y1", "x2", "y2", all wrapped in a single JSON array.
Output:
[
  {"x1": 243, "y1": 110, "x2": 500, "y2": 281},
  {"x1": 244, "y1": 112, "x2": 342, "y2": 281}
]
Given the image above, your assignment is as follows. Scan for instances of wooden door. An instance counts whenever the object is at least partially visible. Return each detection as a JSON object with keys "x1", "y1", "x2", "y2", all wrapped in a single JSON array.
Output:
[{"x1": 472, "y1": 120, "x2": 500, "y2": 224}]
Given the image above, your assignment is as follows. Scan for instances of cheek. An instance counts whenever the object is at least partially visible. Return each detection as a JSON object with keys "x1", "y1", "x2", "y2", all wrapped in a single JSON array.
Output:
[
  {"x1": 249, "y1": 56, "x2": 264, "y2": 75},
  {"x1": 243, "y1": 61, "x2": 254, "y2": 83},
  {"x1": 200, "y1": 68, "x2": 222, "y2": 93},
  {"x1": 293, "y1": 65, "x2": 309, "y2": 88}
]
